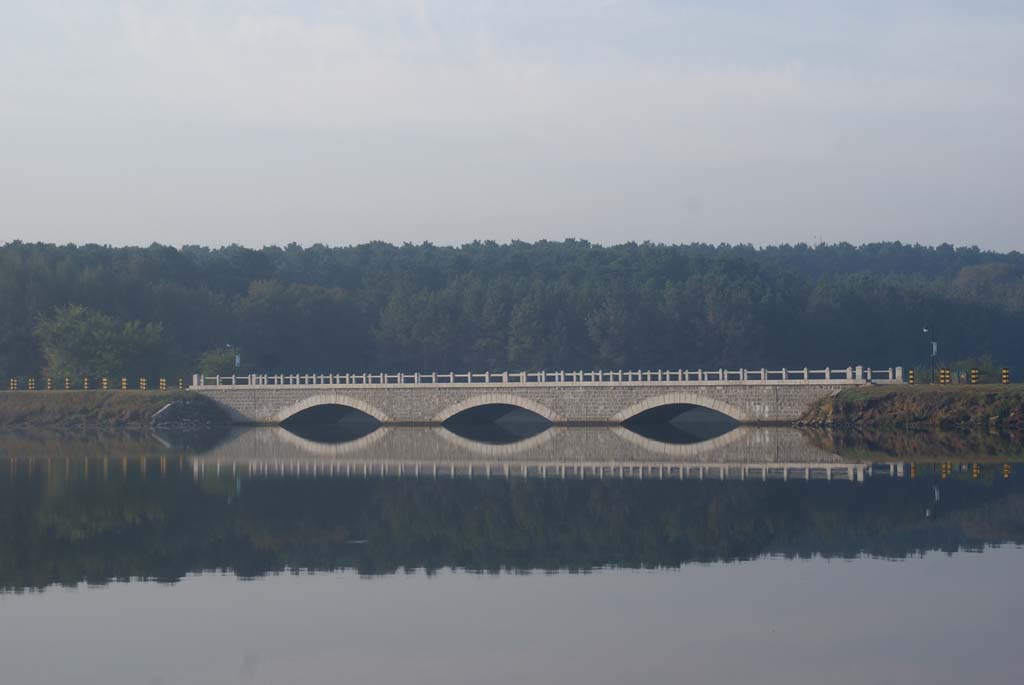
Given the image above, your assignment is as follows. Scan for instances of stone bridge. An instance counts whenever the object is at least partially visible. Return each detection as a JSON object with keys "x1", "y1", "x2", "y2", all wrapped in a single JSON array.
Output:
[{"x1": 191, "y1": 366, "x2": 902, "y2": 425}]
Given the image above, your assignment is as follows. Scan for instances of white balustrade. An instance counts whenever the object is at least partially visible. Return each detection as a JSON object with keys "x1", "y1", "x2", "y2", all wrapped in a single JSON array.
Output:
[{"x1": 193, "y1": 365, "x2": 901, "y2": 388}]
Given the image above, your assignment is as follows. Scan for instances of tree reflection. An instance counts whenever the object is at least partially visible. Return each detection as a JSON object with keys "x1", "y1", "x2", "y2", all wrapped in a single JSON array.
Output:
[{"x1": 2, "y1": 452, "x2": 1023, "y2": 592}]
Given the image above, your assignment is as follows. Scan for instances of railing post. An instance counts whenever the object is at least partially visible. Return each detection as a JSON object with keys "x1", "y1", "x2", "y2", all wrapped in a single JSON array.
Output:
[
  {"x1": 855, "y1": 365, "x2": 863, "y2": 380},
  {"x1": 825, "y1": 367, "x2": 831, "y2": 381},
  {"x1": 894, "y1": 366, "x2": 903, "y2": 382}
]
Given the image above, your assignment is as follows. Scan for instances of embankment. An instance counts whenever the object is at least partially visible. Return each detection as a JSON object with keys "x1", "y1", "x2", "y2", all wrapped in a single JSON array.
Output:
[
  {"x1": 0, "y1": 391, "x2": 228, "y2": 429},
  {"x1": 800, "y1": 385, "x2": 1024, "y2": 429}
]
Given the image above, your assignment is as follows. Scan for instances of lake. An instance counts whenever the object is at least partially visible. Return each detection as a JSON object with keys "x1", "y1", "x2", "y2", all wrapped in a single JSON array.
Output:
[{"x1": 1, "y1": 425, "x2": 1022, "y2": 684}]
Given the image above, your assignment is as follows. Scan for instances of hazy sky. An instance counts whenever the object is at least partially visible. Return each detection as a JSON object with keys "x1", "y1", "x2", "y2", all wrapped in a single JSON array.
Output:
[{"x1": 2, "y1": 1, "x2": 1022, "y2": 250}]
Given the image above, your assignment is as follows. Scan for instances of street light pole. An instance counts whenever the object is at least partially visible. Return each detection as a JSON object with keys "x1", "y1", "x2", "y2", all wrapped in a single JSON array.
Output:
[
  {"x1": 923, "y1": 326, "x2": 937, "y2": 383},
  {"x1": 226, "y1": 343, "x2": 240, "y2": 371}
]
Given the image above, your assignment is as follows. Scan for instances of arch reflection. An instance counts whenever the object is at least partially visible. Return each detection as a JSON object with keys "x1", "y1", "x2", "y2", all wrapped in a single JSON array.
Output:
[
  {"x1": 281, "y1": 404, "x2": 381, "y2": 444},
  {"x1": 442, "y1": 404, "x2": 551, "y2": 445},
  {"x1": 621, "y1": 404, "x2": 739, "y2": 444}
]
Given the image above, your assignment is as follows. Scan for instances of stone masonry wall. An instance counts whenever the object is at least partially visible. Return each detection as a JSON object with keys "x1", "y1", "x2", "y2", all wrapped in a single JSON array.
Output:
[{"x1": 193, "y1": 382, "x2": 852, "y2": 424}]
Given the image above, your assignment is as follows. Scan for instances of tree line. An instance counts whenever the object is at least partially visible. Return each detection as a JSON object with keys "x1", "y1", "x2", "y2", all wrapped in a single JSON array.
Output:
[{"x1": 1, "y1": 240, "x2": 1023, "y2": 379}]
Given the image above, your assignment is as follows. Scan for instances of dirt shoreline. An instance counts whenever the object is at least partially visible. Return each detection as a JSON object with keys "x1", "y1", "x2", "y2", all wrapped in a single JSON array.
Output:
[
  {"x1": 0, "y1": 390, "x2": 228, "y2": 429},
  {"x1": 799, "y1": 385, "x2": 1024, "y2": 430}
]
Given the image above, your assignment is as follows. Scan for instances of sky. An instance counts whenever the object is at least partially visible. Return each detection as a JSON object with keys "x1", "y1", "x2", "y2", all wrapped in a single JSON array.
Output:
[{"x1": 1, "y1": 1, "x2": 1022, "y2": 250}]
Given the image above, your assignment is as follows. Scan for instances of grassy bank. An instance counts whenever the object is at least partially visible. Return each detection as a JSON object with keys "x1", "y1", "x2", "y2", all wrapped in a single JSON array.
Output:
[
  {"x1": 800, "y1": 384, "x2": 1024, "y2": 429},
  {"x1": 0, "y1": 391, "x2": 227, "y2": 428}
]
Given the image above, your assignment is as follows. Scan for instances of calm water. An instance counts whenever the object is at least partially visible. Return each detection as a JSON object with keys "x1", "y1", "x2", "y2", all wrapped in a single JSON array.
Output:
[{"x1": 2, "y1": 425, "x2": 1023, "y2": 684}]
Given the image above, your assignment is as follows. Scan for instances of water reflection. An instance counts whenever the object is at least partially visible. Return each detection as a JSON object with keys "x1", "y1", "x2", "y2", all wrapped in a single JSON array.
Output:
[
  {"x1": 280, "y1": 420, "x2": 380, "y2": 444},
  {"x1": 441, "y1": 405, "x2": 551, "y2": 445},
  {"x1": 1, "y1": 427, "x2": 1023, "y2": 592},
  {"x1": 276, "y1": 402, "x2": 737, "y2": 447},
  {"x1": 621, "y1": 405, "x2": 739, "y2": 444},
  {"x1": 280, "y1": 404, "x2": 381, "y2": 443}
]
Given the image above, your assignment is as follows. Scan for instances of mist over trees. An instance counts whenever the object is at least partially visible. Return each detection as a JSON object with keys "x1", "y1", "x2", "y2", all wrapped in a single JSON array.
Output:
[{"x1": 2, "y1": 240, "x2": 1023, "y2": 378}]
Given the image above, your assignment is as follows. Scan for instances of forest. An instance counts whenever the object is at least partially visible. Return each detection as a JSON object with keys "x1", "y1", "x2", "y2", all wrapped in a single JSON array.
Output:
[{"x1": 2, "y1": 240, "x2": 1023, "y2": 380}]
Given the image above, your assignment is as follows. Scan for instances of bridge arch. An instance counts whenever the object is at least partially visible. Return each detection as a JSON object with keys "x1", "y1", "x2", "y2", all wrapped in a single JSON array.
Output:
[
  {"x1": 272, "y1": 393, "x2": 392, "y2": 424},
  {"x1": 433, "y1": 393, "x2": 565, "y2": 423},
  {"x1": 610, "y1": 391, "x2": 751, "y2": 424}
]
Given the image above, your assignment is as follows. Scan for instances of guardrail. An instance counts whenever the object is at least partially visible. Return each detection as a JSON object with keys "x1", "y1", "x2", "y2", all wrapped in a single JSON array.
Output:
[
  {"x1": 3, "y1": 377, "x2": 184, "y2": 391},
  {"x1": 193, "y1": 366, "x2": 903, "y2": 387}
]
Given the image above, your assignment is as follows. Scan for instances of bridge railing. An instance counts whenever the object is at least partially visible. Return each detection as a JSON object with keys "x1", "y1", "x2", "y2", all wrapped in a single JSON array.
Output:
[
  {"x1": 192, "y1": 366, "x2": 902, "y2": 388},
  {"x1": 198, "y1": 459, "x2": 876, "y2": 483}
]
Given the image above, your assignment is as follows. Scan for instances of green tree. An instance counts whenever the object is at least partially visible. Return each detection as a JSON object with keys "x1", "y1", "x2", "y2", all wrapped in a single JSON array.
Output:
[
  {"x1": 197, "y1": 347, "x2": 239, "y2": 376},
  {"x1": 33, "y1": 305, "x2": 166, "y2": 379}
]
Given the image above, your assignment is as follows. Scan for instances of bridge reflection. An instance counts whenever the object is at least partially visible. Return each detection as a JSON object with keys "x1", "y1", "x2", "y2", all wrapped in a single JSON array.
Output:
[
  {"x1": 1, "y1": 427, "x2": 1021, "y2": 590},
  {"x1": 189, "y1": 426, "x2": 893, "y2": 484},
  {"x1": 3, "y1": 427, "x2": 1016, "y2": 486}
]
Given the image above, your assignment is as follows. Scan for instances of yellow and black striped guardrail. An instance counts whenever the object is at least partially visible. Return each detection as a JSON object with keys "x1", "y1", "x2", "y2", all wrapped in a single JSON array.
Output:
[{"x1": 4, "y1": 376, "x2": 184, "y2": 391}]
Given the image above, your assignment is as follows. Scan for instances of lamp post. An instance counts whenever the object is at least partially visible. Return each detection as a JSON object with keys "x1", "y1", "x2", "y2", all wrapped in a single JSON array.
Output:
[
  {"x1": 226, "y1": 343, "x2": 240, "y2": 371},
  {"x1": 923, "y1": 327, "x2": 937, "y2": 384}
]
